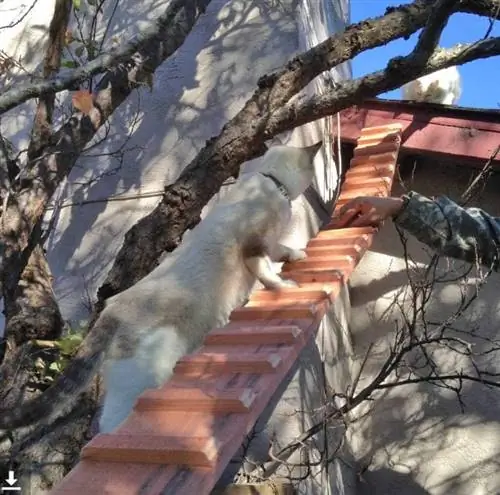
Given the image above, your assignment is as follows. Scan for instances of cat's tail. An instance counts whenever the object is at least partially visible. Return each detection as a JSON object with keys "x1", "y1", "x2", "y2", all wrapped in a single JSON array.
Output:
[{"x1": 0, "y1": 312, "x2": 118, "y2": 430}]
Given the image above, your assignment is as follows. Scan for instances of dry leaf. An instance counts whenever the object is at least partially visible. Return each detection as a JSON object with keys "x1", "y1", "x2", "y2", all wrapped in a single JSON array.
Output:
[
  {"x1": 64, "y1": 29, "x2": 73, "y2": 45},
  {"x1": 72, "y1": 90, "x2": 94, "y2": 115}
]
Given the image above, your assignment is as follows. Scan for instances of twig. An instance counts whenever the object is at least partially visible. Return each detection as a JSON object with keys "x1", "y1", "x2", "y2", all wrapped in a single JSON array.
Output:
[
  {"x1": 484, "y1": 0, "x2": 500, "y2": 38},
  {"x1": 0, "y1": 0, "x2": 210, "y2": 115},
  {"x1": 0, "y1": 0, "x2": 498, "y2": 116},
  {"x1": 0, "y1": 0, "x2": 212, "y2": 313},
  {"x1": 374, "y1": 373, "x2": 500, "y2": 390},
  {"x1": 348, "y1": 343, "x2": 373, "y2": 398},
  {"x1": 0, "y1": 0, "x2": 39, "y2": 30},
  {"x1": 460, "y1": 145, "x2": 500, "y2": 205}
]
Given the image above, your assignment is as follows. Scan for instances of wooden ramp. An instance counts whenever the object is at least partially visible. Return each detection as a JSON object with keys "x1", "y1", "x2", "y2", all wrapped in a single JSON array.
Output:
[{"x1": 50, "y1": 122, "x2": 403, "y2": 495}]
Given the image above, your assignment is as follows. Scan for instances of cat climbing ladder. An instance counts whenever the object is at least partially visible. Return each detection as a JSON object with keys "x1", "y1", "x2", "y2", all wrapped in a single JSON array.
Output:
[{"x1": 50, "y1": 122, "x2": 403, "y2": 495}]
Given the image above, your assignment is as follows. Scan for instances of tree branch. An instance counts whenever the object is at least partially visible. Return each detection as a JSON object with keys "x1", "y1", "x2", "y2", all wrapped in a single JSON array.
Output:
[
  {"x1": 0, "y1": 0, "x2": 212, "y2": 318},
  {"x1": 0, "y1": 0, "x2": 72, "y2": 363},
  {"x1": 2, "y1": 0, "x2": 500, "y2": 438},
  {"x1": 264, "y1": 38, "x2": 500, "y2": 137},
  {"x1": 0, "y1": 0, "x2": 497, "y2": 116},
  {"x1": 27, "y1": 0, "x2": 72, "y2": 159},
  {"x1": 460, "y1": 145, "x2": 500, "y2": 205},
  {"x1": 411, "y1": 0, "x2": 457, "y2": 63},
  {"x1": 0, "y1": 0, "x2": 211, "y2": 115},
  {"x1": 255, "y1": 369, "x2": 500, "y2": 480}
]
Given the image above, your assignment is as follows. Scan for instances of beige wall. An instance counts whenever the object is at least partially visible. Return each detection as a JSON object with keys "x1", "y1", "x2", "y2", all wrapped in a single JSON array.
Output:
[{"x1": 347, "y1": 158, "x2": 500, "y2": 495}]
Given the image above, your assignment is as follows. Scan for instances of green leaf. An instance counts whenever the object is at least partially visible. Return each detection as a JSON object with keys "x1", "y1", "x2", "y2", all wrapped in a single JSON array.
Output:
[
  {"x1": 61, "y1": 60, "x2": 79, "y2": 69},
  {"x1": 49, "y1": 361, "x2": 62, "y2": 372},
  {"x1": 73, "y1": 0, "x2": 81, "y2": 10},
  {"x1": 58, "y1": 333, "x2": 84, "y2": 355}
]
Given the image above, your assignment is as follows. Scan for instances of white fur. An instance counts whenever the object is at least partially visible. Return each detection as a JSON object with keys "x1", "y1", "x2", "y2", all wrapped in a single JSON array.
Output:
[
  {"x1": 98, "y1": 143, "x2": 321, "y2": 433},
  {"x1": 401, "y1": 66, "x2": 461, "y2": 105}
]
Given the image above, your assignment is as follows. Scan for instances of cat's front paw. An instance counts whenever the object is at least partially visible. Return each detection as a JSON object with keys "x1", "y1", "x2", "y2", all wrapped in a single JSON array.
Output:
[
  {"x1": 287, "y1": 249, "x2": 307, "y2": 262},
  {"x1": 269, "y1": 278, "x2": 299, "y2": 290}
]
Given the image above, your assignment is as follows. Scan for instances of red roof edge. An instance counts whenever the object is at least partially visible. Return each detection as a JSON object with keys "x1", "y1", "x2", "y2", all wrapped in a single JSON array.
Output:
[{"x1": 338, "y1": 98, "x2": 500, "y2": 168}]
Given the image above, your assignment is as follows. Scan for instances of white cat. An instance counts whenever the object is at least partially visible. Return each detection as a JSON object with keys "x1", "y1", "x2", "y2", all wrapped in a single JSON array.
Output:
[
  {"x1": 0, "y1": 141, "x2": 322, "y2": 433},
  {"x1": 401, "y1": 66, "x2": 461, "y2": 105}
]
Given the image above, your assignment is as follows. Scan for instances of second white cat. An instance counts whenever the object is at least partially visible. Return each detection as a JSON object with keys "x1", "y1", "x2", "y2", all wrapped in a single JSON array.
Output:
[{"x1": 401, "y1": 66, "x2": 461, "y2": 105}]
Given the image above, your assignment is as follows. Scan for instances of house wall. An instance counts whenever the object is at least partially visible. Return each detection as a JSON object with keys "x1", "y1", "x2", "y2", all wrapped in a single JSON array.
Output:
[
  {"x1": 347, "y1": 159, "x2": 500, "y2": 495},
  {"x1": 0, "y1": 1, "x2": 357, "y2": 494}
]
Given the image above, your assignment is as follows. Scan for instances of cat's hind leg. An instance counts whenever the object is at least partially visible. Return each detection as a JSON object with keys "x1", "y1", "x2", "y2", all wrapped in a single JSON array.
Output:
[
  {"x1": 99, "y1": 327, "x2": 187, "y2": 433},
  {"x1": 99, "y1": 356, "x2": 159, "y2": 433}
]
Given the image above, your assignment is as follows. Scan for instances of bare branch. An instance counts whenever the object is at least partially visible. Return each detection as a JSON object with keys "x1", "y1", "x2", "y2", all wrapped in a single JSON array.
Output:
[
  {"x1": 252, "y1": 231, "x2": 497, "y2": 479},
  {"x1": 411, "y1": 0, "x2": 457, "y2": 63},
  {"x1": 26, "y1": 0, "x2": 72, "y2": 160},
  {"x1": 0, "y1": 0, "x2": 39, "y2": 30},
  {"x1": 1, "y1": 0, "x2": 499, "y2": 117},
  {"x1": 0, "y1": 0, "x2": 212, "y2": 311},
  {"x1": 2, "y1": 0, "x2": 500, "y2": 468},
  {"x1": 0, "y1": 0, "x2": 210, "y2": 115},
  {"x1": 461, "y1": 145, "x2": 500, "y2": 205},
  {"x1": 97, "y1": 0, "x2": 500, "y2": 302}
]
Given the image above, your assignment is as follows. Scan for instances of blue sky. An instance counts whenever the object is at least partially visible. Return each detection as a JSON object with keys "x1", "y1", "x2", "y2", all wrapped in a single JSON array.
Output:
[{"x1": 350, "y1": 0, "x2": 500, "y2": 109}]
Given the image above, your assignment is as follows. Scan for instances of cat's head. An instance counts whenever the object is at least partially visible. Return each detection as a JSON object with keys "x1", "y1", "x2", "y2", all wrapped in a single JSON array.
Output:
[
  {"x1": 258, "y1": 141, "x2": 322, "y2": 199},
  {"x1": 423, "y1": 81, "x2": 446, "y2": 102}
]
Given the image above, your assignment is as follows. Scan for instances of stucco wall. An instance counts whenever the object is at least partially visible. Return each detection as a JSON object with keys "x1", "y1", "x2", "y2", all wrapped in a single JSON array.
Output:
[{"x1": 347, "y1": 159, "x2": 500, "y2": 495}]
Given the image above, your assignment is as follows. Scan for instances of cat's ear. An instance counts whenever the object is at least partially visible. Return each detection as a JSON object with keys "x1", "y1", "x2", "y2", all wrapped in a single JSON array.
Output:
[{"x1": 303, "y1": 141, "x2": 323, "y2": 159}]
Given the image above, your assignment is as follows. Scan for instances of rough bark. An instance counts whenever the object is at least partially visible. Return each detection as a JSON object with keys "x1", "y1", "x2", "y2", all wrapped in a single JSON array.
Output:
[
  {"x1": 0, "y1": 381, "x2": 98, "y2": 492},
  {"x1": 265, "y1": 39, "x2": 500, "y2": 137},
  {"x1": 2, "y1": 0, "x2": 70, "y2": 361},
  {"x1": 0, "y1": 0, "x2": 497, "y2": 115},
  {"x1": 0, "y1": 1, "x2": 212, "y2": 485},
  {"x1": 27, "y1": 0, "x2": 72, "y2": 160},
  {"x1": 4, "y1": 247, "x2": 63, "y2": 347}
]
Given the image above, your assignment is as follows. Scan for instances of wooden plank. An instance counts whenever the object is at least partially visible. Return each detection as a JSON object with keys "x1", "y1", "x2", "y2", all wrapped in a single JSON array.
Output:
[
  {"x1": 204, "y1": 325, "x2": 303, "y2": 346},
  {"x1": 82, "y1": 434, "x2": 220, "y2": 468},
  {"x1": 211, "y1": 482, "x2": 296, "y2": 494},
  {"x1": 136, "y1": 386, "x2": 257, "y2": 413}
]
